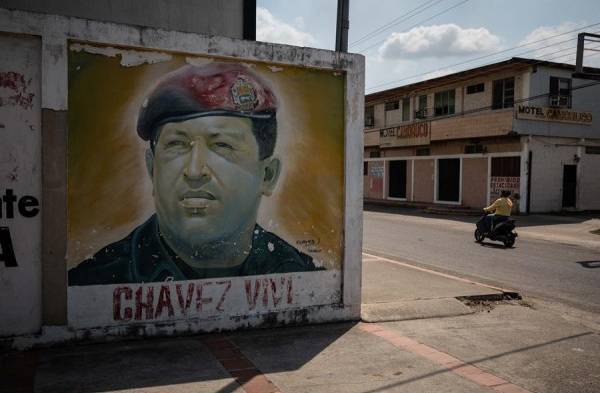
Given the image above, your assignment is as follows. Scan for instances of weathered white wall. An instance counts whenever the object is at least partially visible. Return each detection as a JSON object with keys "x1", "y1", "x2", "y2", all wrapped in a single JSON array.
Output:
[
  {"x1": 516, "y1": 66, "x2": 600, "y2": 139},
  {"x1": 0, "y1": 0, "x2": 245, "y2": 38},
  {"x1": 0, "y1": 33, "x2": 42, "y2": 336},
  {"x1": 579, "y1": 149, "x2": 600, "y2": 210},
  {"x1": 528, "y1": 136, "x2": 600, "y2": 212},
  {"x1": 0, "y1": 8, "x2": 364, "y2": 346}
]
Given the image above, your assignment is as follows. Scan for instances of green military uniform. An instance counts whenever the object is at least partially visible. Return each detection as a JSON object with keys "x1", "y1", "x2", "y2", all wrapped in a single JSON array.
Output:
[{"x1": 68, "y1": 215, "x2": 319, "y2": 286}]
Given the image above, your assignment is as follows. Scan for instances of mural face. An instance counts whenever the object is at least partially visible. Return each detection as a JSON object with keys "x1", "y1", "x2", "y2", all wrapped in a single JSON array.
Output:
[{"x1": 67, "y1": 44, "x2": 345, "y2": 287}]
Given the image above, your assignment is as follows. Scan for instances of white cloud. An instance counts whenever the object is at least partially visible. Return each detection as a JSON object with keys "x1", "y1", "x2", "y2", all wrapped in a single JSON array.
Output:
[
  {"x1": 379, "y1": 24, "x2": 501, "y2": 60},
  {"x1": 256, "y1": 7, "x2": 317, "y2": 47},
  {"x1": 517, "y1": 22, "x2": 600, "y2": 67},
  {"x1": 519, "y1": 22, "x2": 581, "y2": 63}
]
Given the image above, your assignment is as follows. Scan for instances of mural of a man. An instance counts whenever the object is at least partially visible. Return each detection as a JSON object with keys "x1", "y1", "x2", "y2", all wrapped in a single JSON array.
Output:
[{"x1": 69, "y1": 63, "x2": 319, "y2": 286}]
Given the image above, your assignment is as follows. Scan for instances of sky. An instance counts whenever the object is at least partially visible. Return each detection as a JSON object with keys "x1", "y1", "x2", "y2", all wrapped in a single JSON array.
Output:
[{"x1": 256, "y1": 0, "x2": 600, "y2": 93}]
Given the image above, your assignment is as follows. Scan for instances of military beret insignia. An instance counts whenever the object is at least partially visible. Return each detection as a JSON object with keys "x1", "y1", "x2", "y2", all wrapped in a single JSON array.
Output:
[{"x1": 231, "y1": 77, "x2": 258, "y2": 112}]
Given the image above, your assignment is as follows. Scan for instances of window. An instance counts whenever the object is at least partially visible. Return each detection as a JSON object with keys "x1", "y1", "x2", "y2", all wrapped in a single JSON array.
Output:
[
  {"x1": 586, "y1": 146, "x2": 600, "y2": 154},
  {"x1": 466, "y1": 83, "x2": 484, "y2": 94},
  {"x1": 385, "y1": 100, "x2": 399, "y2": 111},
  {"x1": 365, "y1": 105, "x2": 375, "y2": 127},
  {"x1": 416, "y1": 147, "x2": 430, "y2": 156},
  {"x1": 549, "y1": 76, "x2": 572, "y2": 108},
  {"x1": 464, "y1": 144, "x2": 485, "y2": 154},
  {"x1": 434, "y1": 89, "x2": 455, "y2": 116},
  {"x1": 415, "y1": 95, "x2": 428, "y2": 118},
  {"x1": 492, "y1": 77, "x2": 514, "y2": 109},
  {"x1": 364, "y1": 161, "x2": 368, "y2": 176},
  {"x1": 402, "y1": 98, "x2": 410, "y2": 121},
  {"x1": 491, "y1": 156, "x2": 520, "y2": 177},
  {"x1": 369, "y1": 150, "x2": 381, "y2": 158}
]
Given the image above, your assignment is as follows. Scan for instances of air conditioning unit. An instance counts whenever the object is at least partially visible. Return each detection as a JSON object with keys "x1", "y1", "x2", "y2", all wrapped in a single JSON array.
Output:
[
  {"x1": 464, "y1": 144, "x2": 486, "y2": 154},
  {"x1": 415, "y1": 108, "x2": 428, "y2": 119},
  {"x1": 548, "y1": 95, "x2": 570, "y2": 107}
]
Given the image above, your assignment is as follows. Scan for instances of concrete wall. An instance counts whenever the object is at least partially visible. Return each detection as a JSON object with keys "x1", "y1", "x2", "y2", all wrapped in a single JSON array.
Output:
[
  {"x1": 462, "y1": 158, "x2": 488, "y2": 208},
  {"x1": 528, "y1": 136, "x2": 600, "y2": 212},
  {"x1": 517, "y1": 65, "x2": 600, "y2": 139},
  {"x1": 406, "y1": 160, "x2": 413, "y2": 201},
  {"x1": 374, "y1": 103, "x2": 385, "y2": 128},
  {"x1": 385, "y1": 107, "x2": 402, "y2": 126},
  {"x1": 431, "y1": 110, "x2": 513, "y2": 141},
  {"x1": 463, "y1": 79, "x2": 492, "y2": 113},
  {"x1": 580, "y1": 150, "x2": 600, "y2": 210},
  {"x1": 413, "y1": 159, "x2": 434, "y2": 203},
  {"x1": 0, "y1": 33, "x2": 42, "y2": 336},
  {"x1": 0, "y1": 0, "x2": 245, "y2": 38},
  {"x1": 0, "y1": 8, "x2": 364, "y2": 348}
]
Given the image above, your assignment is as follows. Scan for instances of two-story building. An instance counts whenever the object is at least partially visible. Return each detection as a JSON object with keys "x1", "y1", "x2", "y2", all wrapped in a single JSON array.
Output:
[{"x1": 364, "y1": 57, "x2": 600, "y2": 213}]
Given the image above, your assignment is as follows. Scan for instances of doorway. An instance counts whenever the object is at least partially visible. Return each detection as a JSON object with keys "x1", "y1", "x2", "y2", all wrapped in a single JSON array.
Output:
[
  {"x1": 388, "y1": 160, "x2": 407, "y2": 199},
  {"x1": 437, "y1": 158, "x2": 460, "y2": 202},
  {"x1": 562, "y1": 165, "x2": 577, "y2": 208}
]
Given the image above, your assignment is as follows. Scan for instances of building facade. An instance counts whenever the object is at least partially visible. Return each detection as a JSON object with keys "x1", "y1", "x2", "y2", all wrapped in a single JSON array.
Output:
[{"x1": 364, "y1": 58, "x2": 600, "y2": 213}]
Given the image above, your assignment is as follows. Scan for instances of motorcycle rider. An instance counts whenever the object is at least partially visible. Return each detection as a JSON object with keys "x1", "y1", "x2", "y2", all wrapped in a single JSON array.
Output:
[{"x1": 483, "y1": 190, "x2": 513, "y2": 234}]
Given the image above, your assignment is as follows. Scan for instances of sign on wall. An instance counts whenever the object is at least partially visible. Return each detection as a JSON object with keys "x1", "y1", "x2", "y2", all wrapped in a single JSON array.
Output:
[
  {"x1": 490, "y1": 176, "x2": 520, "y2": 199},
  {"x1": 66, "y1": 43, "x2": 346, "y2": 329},
  {"x1": 0, "y1": 34, "x2": 42, "y2": 336},
  {"x1": 366, "y1": 161, "x2": 384, "y2": 199},
  {"x1": 489, "y1": 156, "x2": 521, "y2": 212},
  {"x1": 379, "y1": 121, "x2": 430, "y2": 147},
  {"x1": 516, "y1": 105, "x2": 592, "y2": 125}
]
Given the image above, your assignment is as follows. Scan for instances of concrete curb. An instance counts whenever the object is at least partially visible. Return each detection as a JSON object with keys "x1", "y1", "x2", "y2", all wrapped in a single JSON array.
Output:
[{"x1": 361, "y1": 298, "x2": 475, "y2": 323}]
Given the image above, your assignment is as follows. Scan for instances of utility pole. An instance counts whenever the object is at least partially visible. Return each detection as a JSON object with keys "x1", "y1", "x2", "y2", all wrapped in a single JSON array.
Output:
[{"x1": 335, "y1": 0, "x2": 349, "y2": 52}]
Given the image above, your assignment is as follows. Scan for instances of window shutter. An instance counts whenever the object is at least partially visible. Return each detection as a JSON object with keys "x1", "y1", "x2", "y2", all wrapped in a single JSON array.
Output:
[{"x1": 549, "y1": 77, "x2": 559, "y2": 95}]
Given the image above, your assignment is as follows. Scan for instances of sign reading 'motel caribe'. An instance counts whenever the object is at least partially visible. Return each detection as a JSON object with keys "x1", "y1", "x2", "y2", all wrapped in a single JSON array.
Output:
[
  {"x1": 379, "y1": 121, "x2": 431, "y2": 147},
  {"x1": 516, "y1": 105, "x2": 593, "y2": 125}
]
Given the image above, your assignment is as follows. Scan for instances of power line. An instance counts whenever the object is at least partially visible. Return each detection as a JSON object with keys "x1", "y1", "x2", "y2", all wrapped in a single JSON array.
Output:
[
  {"x1": 363, "y1": 30, "x2": 600, "y2": 113},
  {"x1": 357, "y1": 0, "x2": 470, "y2": 54},
  {"x1": 365, "y1": 23, "x2": 600, "y2": 91},
  {"x1": 350, "y1": 0, "x2": 447, "y2": 48},
  {"x1": 365, "y1": 23, "x2": 600, "y2": 92}
]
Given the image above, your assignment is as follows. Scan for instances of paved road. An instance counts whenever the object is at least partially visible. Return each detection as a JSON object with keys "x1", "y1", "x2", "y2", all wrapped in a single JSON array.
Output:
[{"x1": 363, "y1": 209, "x2": 600, "y2": 314}]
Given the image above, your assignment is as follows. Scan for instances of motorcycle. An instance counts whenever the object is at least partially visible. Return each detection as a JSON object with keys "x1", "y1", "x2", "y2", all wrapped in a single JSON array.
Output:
[{"x1": 474, "y1": 214, "x2": 518, "y2": 248}]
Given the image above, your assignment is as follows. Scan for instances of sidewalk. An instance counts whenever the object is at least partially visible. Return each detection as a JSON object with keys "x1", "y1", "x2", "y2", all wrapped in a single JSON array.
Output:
[{"x1": 3, "y1": 253, "x2": 600, "y2": 393}]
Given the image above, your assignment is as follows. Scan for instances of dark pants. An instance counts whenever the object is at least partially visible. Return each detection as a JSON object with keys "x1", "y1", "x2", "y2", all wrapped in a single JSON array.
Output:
[{"x1": 484, "y1": 214, "x2": 508, "y2": 233}]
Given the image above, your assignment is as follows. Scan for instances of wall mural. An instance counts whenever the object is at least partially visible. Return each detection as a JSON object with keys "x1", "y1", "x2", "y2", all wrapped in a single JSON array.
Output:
[{"x1": 66, "y1": 44, "x2": 345, "y2": 291}]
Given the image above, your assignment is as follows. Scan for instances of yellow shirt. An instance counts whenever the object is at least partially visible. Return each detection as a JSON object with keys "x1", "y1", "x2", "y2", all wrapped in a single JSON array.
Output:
[{"x1": 484, "y1": 197, "x2": 513, "y2": 216}]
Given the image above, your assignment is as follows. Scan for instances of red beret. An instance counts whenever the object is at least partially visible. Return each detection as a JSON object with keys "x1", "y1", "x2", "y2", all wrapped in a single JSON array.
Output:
[{"x1": 137, "y1": 63, "x2": 277, "y2": 141}]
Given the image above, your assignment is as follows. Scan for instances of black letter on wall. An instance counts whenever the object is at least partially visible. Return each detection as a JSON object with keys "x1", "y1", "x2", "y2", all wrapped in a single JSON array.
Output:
[{"x1": 0, "y1": 227, "x2": 17, "y2": 267}]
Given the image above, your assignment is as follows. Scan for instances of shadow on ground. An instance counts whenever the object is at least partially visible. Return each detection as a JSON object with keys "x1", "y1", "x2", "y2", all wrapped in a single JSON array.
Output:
[
  {"x1": 5, "y1": 323, "x2": 355, "y2": 393},
  {"x1": 577, "y1": 260, "x2": 600, "y2": 268}
]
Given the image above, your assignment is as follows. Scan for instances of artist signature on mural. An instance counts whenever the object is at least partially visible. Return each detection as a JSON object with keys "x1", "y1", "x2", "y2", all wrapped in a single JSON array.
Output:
[{"x1": 296, "y1": 237, "x2": 322, "y2": 253}]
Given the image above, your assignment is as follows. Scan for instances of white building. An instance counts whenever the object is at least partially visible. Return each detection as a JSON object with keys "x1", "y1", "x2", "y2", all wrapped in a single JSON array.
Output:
[{"x1": 363, "y1": 57, "x2": 600, "y2": 213}]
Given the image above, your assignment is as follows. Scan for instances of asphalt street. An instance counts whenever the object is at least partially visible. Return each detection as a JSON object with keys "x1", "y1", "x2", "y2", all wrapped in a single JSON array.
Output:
[{"x1": 363, "y1": 209, "x2": 600, "y2": 314}]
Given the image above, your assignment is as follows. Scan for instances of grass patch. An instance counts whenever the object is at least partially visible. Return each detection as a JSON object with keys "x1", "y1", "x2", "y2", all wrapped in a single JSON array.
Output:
[{"x1": 591, "y1": 228, "x2": 600, "y2": 235}]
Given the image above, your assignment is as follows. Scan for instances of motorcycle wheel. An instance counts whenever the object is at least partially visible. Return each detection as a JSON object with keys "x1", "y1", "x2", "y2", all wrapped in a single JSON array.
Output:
[
  {"x1": 474, "y1": 229, "x2": 484, "y2": 243},
  {"x1": 504, "y1": 235, "x2": 516, "y2": 248}
]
